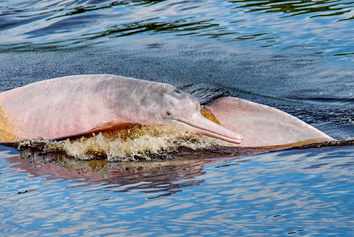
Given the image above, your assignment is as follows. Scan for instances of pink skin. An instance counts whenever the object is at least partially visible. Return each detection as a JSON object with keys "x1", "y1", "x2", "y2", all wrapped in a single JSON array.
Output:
[
  {"x1": 0, "y1": 75, "x2": 241, "y2": 143},
  {"x1": 204, "y1": 97, "x2": 334, "y2": 147},
  {"x1": 0, "y1": 74, "x2": 333, "y2": 147}
]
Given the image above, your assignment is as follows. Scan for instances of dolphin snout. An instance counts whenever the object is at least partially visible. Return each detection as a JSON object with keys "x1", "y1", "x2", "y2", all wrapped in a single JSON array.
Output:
[{"x1": 174, "y1": 113, "x2": 243, "y2": 144}]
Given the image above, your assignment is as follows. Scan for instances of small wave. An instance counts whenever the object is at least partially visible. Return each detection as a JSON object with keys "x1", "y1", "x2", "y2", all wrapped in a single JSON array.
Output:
[
  {"x1": 287, "y1": 96, "x2": 354, "y2": 104},
  {"x1": 1, "y1": 0, "x2": 352, "y2": 59}
]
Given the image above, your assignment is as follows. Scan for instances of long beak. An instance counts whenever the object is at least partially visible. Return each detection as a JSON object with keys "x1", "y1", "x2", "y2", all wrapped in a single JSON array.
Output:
[{"x1": 174, "y1": 113, "x2": 242, "y2": 144}]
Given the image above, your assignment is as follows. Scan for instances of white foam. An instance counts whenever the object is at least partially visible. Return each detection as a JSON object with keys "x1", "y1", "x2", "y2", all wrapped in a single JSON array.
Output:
[{"x1": 18, "y1": 125, "x2": 227, "y2": 162}]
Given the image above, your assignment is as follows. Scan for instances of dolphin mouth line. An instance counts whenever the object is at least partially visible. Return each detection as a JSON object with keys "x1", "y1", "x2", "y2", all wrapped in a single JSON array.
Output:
[{"x1": 173, "y1": 118, "x2": 242, "y2": 144}]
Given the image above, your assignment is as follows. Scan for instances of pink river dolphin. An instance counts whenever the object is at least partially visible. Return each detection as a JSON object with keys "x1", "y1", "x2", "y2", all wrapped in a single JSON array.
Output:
[{"x1": 0, "y1": 74, "x2": 333, "y2": 147}]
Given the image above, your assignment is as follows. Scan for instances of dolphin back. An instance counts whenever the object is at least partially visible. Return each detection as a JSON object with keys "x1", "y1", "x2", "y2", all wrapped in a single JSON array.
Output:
[{"x1": 0, "y1": 74, "x2": 175, "y2": 140}]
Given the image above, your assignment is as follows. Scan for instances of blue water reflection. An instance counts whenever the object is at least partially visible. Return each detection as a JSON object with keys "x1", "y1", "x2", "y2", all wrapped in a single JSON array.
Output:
[
  {"x1": 1, "y1": 145, "x2": 353, "y2": 236},
  {"x1": 1, "y1": 0, "x2": 353, "y2": 60},
  {"x1": 0, "y1": 1, "x2": 353, "y2": 236}
]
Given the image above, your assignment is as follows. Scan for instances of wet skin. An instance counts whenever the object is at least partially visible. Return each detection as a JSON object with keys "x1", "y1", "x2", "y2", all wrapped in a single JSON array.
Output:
[
  {"x1": 0, "y1": 74, "x2": 333, "y2": 147},
  {"x1": 0, "y1": 74, "x2": 241, "y2": 143}
]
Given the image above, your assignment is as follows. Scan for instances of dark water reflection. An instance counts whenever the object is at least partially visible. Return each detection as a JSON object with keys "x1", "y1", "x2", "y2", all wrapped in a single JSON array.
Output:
[
  {"x1": 1, "y1": 1, "x2": 352, "y2": 139},
  {"x1": 1, "y1": 0, "x2": 353, "y2": 59},
  {"x1": 1, "y1": 145, "x2": 353, "y2": 236},
  {"x1": 234, "y1": 0, "x2": 353, "y2": 17},
  {"x1": 0, "y1": 1, "x2": 353, "y2": 236}
]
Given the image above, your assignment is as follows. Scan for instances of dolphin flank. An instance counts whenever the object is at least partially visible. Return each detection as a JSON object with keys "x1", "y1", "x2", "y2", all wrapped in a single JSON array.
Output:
[
  {"x1": 0, "y1": 74, "x2": 242, "y2": 144},
  {"x1": 0, "y1": 74, "x2": 334, "y2": 147}
]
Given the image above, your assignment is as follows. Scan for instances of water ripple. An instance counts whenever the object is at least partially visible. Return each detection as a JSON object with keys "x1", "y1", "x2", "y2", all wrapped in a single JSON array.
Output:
[
  {"x1": 0, "y1": 0, "x2": 353, "y2": 59},
  {"x1": 1, "y1": 145, "x2": 353, "y2": 235}
]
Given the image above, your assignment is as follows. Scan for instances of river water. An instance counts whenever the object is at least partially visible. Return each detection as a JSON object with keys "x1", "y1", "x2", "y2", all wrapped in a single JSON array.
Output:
[{"x1": 0, "y1": 0, "x2": 353, "y2": 236}]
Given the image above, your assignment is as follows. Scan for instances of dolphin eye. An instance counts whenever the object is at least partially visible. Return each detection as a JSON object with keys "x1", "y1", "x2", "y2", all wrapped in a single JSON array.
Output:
[
  {"x1": 174, "y1": 89, "x2": 181, "y2": 94},
  {"x1": 166, "y1": 111, "x2": 171, "y2": 116}
]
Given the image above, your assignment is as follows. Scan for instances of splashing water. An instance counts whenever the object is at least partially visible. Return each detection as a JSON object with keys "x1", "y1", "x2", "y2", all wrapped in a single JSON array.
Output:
[
  {"x1": 18, "y1": 124, "x2": 227, "y2": 162},
  {"x1": 0, "y1": 105, "x2": 22, "y2": 142}
]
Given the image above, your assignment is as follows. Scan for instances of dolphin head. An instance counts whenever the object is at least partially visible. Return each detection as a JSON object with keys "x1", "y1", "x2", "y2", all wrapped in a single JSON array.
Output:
[{"x1": 145, "y1": 85, "x2": 242, "y2": 144}]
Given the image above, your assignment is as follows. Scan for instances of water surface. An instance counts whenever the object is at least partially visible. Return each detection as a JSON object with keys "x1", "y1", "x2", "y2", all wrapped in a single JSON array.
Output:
[
  {"x1": 1, "y1": 0, "x2": 353, "y2": 61},
  {"x1": 0, "y1": 0, "x2": 353, "y2": 236},
  {"x1": 1, "y1": 145, "x2": 353, "y2": 236}
]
